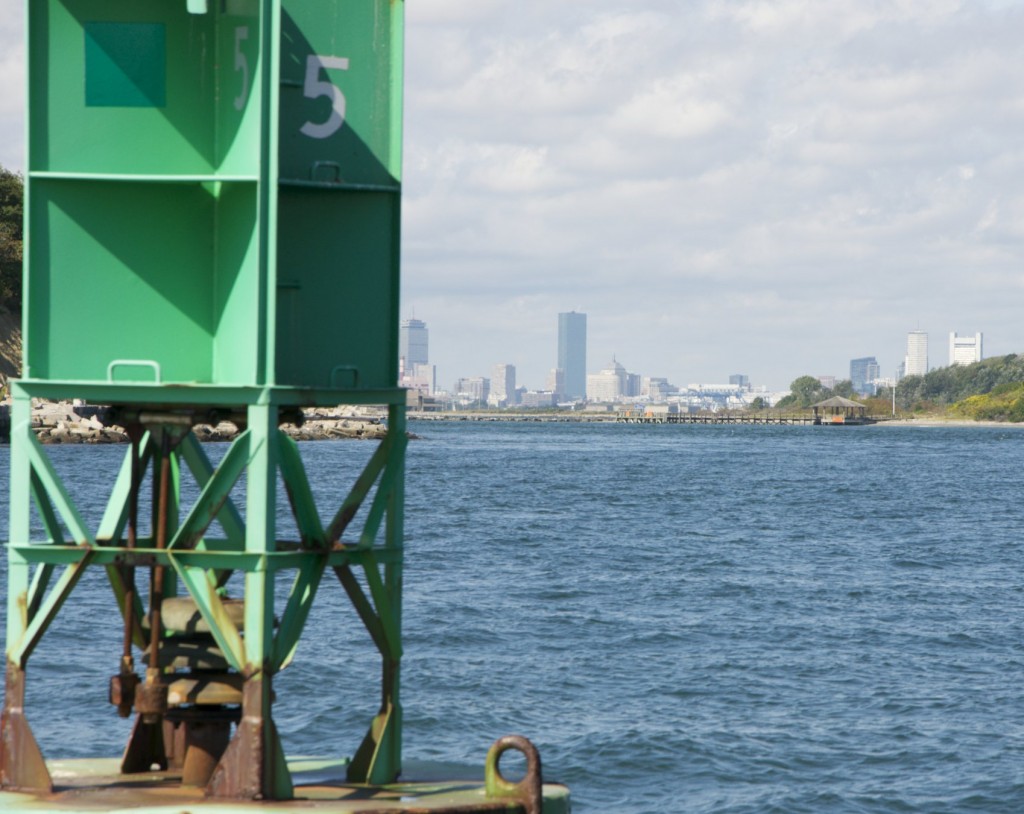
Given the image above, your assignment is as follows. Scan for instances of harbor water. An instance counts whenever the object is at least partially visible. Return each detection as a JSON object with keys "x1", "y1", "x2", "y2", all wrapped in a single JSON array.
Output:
[{"x1": 3, "y1": 421, "x2": 1024, "y2": 813}]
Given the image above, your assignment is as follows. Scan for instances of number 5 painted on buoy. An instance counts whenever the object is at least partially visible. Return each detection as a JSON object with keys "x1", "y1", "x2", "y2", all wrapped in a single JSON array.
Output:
[{"x1": 300, "y1": 54, "x2": 349, "y2": 139}]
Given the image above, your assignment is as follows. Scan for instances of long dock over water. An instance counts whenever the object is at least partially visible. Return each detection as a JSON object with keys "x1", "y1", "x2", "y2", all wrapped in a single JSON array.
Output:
[{"x1": 617, "y1": 412, "x2": 819, "y2": 425}]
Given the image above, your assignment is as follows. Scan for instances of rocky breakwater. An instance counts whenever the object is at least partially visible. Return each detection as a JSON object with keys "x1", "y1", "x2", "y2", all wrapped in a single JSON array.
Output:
[
  {"x1": 29, "y1": 400, "x2": 127, "y2": 444},
  {"x1": 280, "y1": 406, "x2": 389, "y2": 441},
  {"x1": 0, "y1": 401, "x2": 389, "y2": 444}
]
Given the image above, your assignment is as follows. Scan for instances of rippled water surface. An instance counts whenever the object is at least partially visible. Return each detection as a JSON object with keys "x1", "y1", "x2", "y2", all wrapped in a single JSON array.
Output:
[{"x1": 4, "y1": 422, "x2": 1024, "y2": 813}]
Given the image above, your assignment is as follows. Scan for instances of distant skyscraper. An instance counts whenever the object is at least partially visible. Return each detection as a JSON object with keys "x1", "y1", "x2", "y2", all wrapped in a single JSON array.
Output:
[
  {"x1": 587, "y1": 358, "x2": 627, "y2": 403},
  {"x1": 949, "y1": 332, "x2": 983, "y2": 367},
  {"x1": 729, "y1": 374, "x2": 750, "y2": 389},
  {"x1": 455, "y1": 377, "x2": 489, "y2": 405},
  {"x1": 850, "y1": 357, "x2": 880, "y2": 396},
  {"x1": 557, "y1": 312, "x2": 587, "y2": 400},
  {"x1": 905, "y1": 331, "x2": 928, "y2": 377},
  {"x1": 400, "y1": 318, "x2": 428, "y2": 369},
  {"x1": 491, "y1": 363, "x2": 516, "y2": 406},
  {"x1": 547, "y1": 368, "x2": 565, "y2": 398}
]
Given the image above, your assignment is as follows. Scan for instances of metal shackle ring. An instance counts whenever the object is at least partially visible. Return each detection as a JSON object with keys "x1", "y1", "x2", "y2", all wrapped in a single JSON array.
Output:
[{"x1": 484, "y1": 735, "x2": 543, "y2": 814}]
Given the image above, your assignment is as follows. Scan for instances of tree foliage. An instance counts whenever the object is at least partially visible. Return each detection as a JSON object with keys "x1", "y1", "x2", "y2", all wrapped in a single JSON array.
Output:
[
  {"x1": 775, "y1": 376, "x2": 862, "y2": 410},
  {"x1": 949, "y1": 382, "x2": 1024, "y2": 422},
  {"x1": 0, "y1": 166, "x2": 24, "y2": 310},
  {"x1": 874, "y1": 354, "x2": 1024, "y2": 411}
]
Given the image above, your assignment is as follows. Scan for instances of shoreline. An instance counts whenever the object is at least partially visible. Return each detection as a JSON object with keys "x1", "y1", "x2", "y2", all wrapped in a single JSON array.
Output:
[
  {"x1": 409, "y1": 411, "x2": 1024, "y2": 428},
  {"x1": 871, "y1": 417, "x2": 1024, "y2": 428}
]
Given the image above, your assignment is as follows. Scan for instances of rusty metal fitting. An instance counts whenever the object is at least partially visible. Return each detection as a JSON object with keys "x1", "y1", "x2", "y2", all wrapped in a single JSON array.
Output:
[
  {"x1": 109, "y1": 672, "x2": 140, "y2": 718},
  {"x1": 134, "y1": 682, "x2": 169, "y2": 721},
  {"x1": 484, "y1": 735, "x2": 543, "y2": 814}
]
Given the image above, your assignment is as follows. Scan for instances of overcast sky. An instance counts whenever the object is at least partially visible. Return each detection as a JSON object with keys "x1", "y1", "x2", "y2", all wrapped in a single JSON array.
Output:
[{"x1": 3, "y1": 1, "x2": 1022, "y2": 391}]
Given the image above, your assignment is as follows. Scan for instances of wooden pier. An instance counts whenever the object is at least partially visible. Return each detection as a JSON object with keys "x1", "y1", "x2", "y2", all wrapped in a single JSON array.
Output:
[{"x1": 617, "y1": 412, "x2": 819, "y2": 425}]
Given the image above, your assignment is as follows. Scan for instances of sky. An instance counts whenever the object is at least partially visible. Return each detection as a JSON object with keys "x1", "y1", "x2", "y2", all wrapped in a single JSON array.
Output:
[{"x1": 2, "y1": 1, "x2": 1023, "y2": 392}]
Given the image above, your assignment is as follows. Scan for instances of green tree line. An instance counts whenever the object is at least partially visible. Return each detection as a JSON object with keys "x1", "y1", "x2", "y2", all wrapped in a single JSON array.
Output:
[
  {"x1": 877, "y1": 354, "x2": 1024, "y2": 413},
  {"x1": 948, "y1": 382, "x2": 1024, "y2": 423},
  {"x1": 775, "y1": 355, "x2": 1024, "y2": 419},
  {"x1": 0, "y1": 165, "x2": 23, "y2": 310}
]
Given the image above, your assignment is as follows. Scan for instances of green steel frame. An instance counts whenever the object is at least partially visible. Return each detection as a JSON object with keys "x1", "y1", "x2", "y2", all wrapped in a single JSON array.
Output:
[
  {"x1": 3, "y1": 384, "x2": 407, "y2": 798},
  {"x1": 5, "y1": 0, "x2": 407, "y2": 800}
]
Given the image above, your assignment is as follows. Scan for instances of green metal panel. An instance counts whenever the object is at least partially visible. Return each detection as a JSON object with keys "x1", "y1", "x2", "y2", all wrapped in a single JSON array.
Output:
[
  {"x1": 24, "y1": 0, "x2": 400, "y2": 391},
  {"x1": 29, "y1": 0, "x2": 259, "y2": 176},
  {"x1": 276, "y1": 189, "x2": 399, "y2": 388},
  {"x1": 278, "y1": 1, "x2": 402, "y2": 185},
  {"x1": 84, "y1": 22, "x2": 167, "y2": 108},
  {"x1": 274, "y1": 0, "x2": 402, "y2": 389}
]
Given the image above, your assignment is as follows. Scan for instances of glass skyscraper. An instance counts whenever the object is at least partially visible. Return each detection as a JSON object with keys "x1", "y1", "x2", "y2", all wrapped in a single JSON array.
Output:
[
  {"x1": 557, "y1": 311, "x2": 587, "y2": 401},
  {"x1": 850, "y1": 356, "x2": 880, "y2": 395}
]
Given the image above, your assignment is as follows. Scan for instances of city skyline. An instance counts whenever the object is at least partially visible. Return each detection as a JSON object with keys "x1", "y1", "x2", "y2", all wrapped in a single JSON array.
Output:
[
  {"x1": 413, "y1": 314, "x2": 989, "y2": 398},
  {"x1": 2, "y1": 5, "x2": 1023, "y2": 389}
]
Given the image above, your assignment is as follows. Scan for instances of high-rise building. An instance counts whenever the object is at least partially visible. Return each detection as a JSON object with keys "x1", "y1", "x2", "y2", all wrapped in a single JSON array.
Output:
[
  {"x1": 587, "y1": 358, "x2": 627, "y2": 403},
  {"x1": 905, "y1": 331, "x2": 928, "y2": 377},
  {"x1": 949, "y1": 332, "x2": 983, "y2": 367},
  {"x1": 729, "y1": 374, "x2": 750, "y2": 389},
  {"x1": 405, "y1": 363, "x2": 435, "y2": 395},
  {"x1": 850, "y1": 357, "x2": 880, "y2": 396},
  {"x1": 557, "y1": 312, "x2": 587, "y2": 401},
  {"x1": 642, "y1": 377, "x2": 674, "y2": 402},
  {"x1": 455, "y1": 377, "x2": 489, "y2": 405},
  {"x1": 547, "y1": 368, "x2": 565, "y2": 398},
  {"x1": 400, "y1": 318, "x2": 428, "y2": 369},
  {"x1": 490, "y1": 363, "x2": 516, "y2": 406}
]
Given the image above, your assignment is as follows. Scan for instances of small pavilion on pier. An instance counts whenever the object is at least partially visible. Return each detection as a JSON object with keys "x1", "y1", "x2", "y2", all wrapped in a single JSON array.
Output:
[{"x1": 811, "y1": 396, "x2": 874, "y2": 425}]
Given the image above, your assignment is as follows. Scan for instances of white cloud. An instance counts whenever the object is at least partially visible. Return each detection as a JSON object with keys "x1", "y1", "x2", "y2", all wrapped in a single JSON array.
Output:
[
  {"x1": 3, "y1": 2, "x2": 1024, "y2": 387},
  {"x1": 0, "y1": 15, "x2": 25, "y2": 172}
]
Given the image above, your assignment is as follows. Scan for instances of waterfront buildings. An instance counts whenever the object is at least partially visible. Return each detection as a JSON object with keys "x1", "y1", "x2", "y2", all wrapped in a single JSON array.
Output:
[
  {"x1": 520, "y1": 391, "x2": 558, "y2": 408},
  {"x1": 587, "y1": 358, "x2": 628, "y2": 402},
  {"x1": 557, "y1": 312, "x2": 587, "y2": 401},
  {"x1": 546, "y1": 368, "x2": 565, "y2": 399},
  {"x1": 642, "y1": 377, "x2": 676, "y2": 401},
  {"x1": 850, "y1": 357, "x2": 880, "y2": 396},
  {"x1": 455, "y1": 377, "x2": 489, "y2": 405},
  {"x1": 905, "y1": 331, "x2": 928, "y2": 377},
  {"x1": 404, "y1": 363, "x2": 436, "y2": 395},
  {"x1": 949, "y1": 332, "x2": 983, "y2": 366}
]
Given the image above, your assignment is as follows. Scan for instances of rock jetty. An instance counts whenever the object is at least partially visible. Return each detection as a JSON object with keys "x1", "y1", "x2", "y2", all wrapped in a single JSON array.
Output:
[{"x1": 0, "y1": 400, "x2": 388, "y2": 444}]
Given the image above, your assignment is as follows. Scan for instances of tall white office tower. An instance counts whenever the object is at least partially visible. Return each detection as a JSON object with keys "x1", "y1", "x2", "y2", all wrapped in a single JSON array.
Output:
[
  {"x1": 905, "y1": 330, "x2": 928, "y2": 377},
  {"x1": 949, "y1": 332, "x2": 983, "y2": 366},
  {"x1": 491, "y1": 363, "x2": 516, "y2": 405}
]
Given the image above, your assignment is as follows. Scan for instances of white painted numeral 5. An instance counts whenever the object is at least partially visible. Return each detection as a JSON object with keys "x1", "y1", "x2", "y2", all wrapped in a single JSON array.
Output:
[
  {"x1": 300, "y1": 55, "x2": 349, "y2": 139},
  {"x1": 233, "y1": 26, "x2": 250, "y2": 111}
]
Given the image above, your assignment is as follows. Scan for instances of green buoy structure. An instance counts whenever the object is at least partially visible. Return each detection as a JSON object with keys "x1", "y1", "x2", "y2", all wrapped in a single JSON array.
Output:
[{"x1": 1, "y1": 1, "x2": 568, "y2": 811}]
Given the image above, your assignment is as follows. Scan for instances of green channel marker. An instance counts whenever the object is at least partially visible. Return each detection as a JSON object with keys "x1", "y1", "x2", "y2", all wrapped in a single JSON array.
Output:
[{"x1": 5, "y1": 1, "x2": 568, "y2": 811}]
